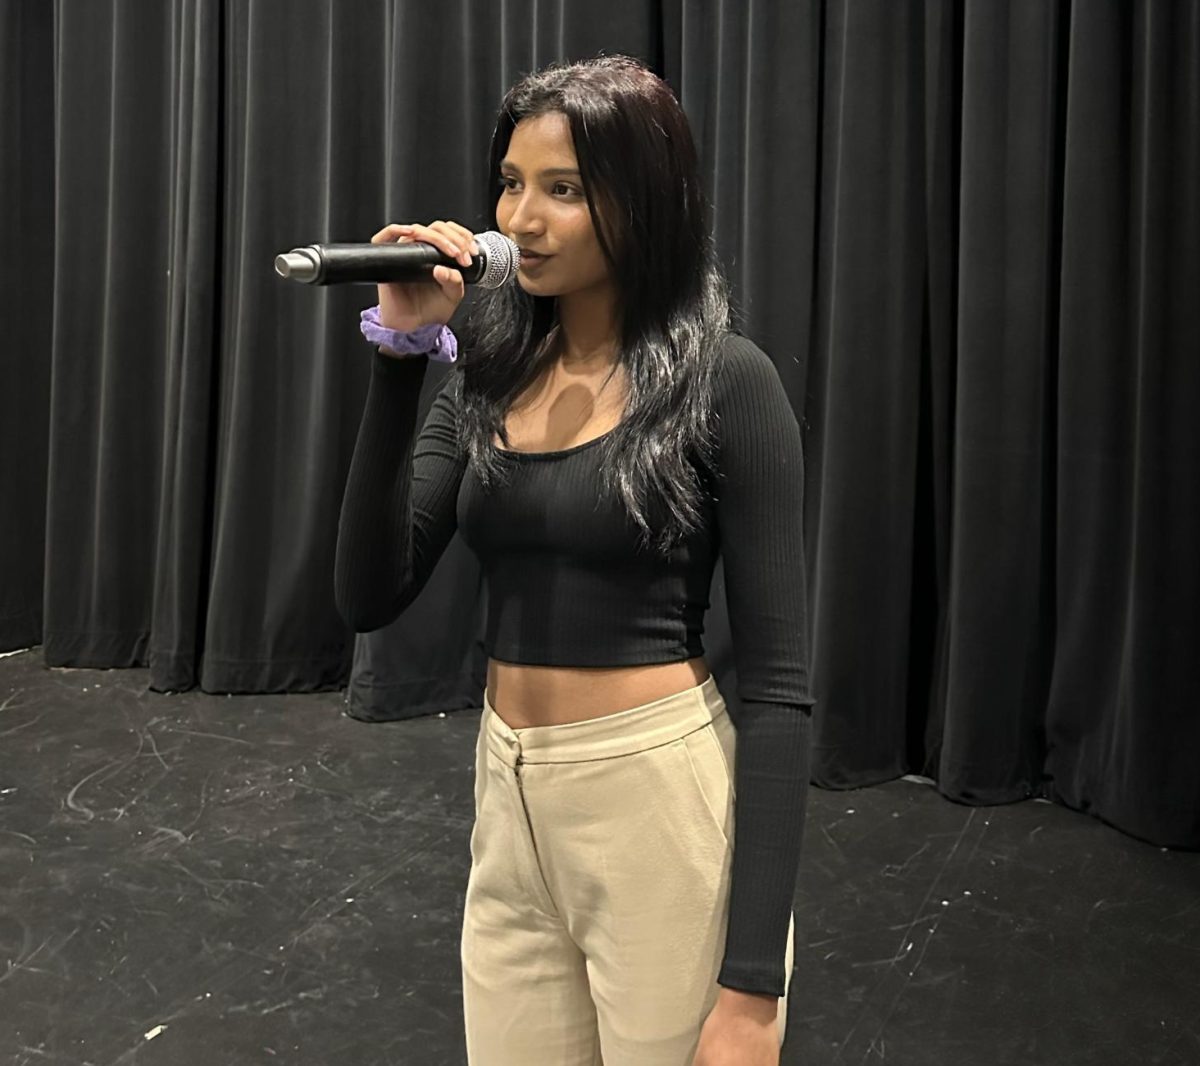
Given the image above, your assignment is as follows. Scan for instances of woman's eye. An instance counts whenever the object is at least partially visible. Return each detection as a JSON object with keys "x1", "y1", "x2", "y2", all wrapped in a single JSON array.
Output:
[{"x1": 553, "y1": 183, "x2": 578, "y2": 196}]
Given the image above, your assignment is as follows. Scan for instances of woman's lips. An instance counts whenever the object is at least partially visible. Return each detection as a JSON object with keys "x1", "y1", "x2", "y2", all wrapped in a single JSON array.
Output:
[{"x1": 520, "y1": 252, "x2": 551, "y2": 269}]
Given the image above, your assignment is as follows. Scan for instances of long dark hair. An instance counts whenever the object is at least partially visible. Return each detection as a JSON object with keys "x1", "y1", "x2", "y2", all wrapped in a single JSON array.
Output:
[{"x1": 456, "y1": 54, "x2": 732, "y2": 555}]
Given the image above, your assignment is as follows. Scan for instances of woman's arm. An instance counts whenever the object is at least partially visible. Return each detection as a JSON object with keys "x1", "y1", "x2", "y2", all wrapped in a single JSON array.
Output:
[
  {"x1": 334, "y1": 348, "x2": 467, "y2": 631},
  {"x1": 710, "y1": 333, "x2": 814, "y2": 999}
]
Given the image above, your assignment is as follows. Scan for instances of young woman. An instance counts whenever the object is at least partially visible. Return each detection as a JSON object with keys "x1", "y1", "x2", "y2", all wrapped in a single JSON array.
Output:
[{"x1": 336, "y1": 55, "x2": 812, "y2": 1066}]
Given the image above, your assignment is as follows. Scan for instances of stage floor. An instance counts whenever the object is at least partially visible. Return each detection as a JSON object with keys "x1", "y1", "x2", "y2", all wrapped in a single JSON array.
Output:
[{"x1": 1, "y1": 648, "x2": 1196, "y2": 1065}]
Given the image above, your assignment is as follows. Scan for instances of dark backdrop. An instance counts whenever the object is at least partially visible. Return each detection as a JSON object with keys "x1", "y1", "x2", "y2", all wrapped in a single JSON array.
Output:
[{"x1": 1, "y1": 0, "x2": 1196, "y2": 848}]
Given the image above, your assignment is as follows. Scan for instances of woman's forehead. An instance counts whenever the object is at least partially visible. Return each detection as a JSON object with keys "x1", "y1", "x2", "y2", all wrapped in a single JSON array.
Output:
[{"x1": 505, "y1": 113, "x2": 577, "y2": 167}]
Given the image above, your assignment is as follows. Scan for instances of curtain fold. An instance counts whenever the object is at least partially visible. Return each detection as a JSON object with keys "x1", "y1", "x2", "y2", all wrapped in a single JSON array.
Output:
[
  {"x1": 43, "y1": 1, "x2": 176, "y2": 669},
  {"x1": 0, "y1": 0, "x2": 54, "y2": 652},
  {"x1": 3, "y1": 0, "x2": 1196, "y2": 845},
  {"x1": 193, "y1": 1, "x2": 387, "y2": 692},
  {"x1": 936, "y1": 0, "x2": 1065, "y2": 803},
  {"x1": 805, "y1": 0, "x2": 939, "y2": 786},
  {"x1": 1044, "y1": 1, "x2": 1200, "y2": 846},
  {"x1": 149, "y1": 0, "x2": 222, "y2": 692}
]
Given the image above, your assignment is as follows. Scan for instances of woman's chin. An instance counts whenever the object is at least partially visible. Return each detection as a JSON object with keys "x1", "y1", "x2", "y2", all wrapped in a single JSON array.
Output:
[{"x1": 516, "y1": 274, "x2": 551, "y2": 295}]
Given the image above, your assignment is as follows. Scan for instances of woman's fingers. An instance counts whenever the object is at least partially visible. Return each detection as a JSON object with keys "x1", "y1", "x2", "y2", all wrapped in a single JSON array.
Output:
[
  {"x1": 371, "y1": 223, "x2": 411, "y2": 244},
  {"x1": 372, "y1": 221, "x2": 477, "y2": 264},
  {"x1": 434, "y1": 263, "x2": 466, "y2": 297},
  {"x1": 401, "y1": 221, "x2": 460, "y2": 265},
  {"x1": 441, "y1": 221, "x2": 479, "y2": 257},
  {"x1": 425, "y1": 220, "x2": 477, "y2": 265}
]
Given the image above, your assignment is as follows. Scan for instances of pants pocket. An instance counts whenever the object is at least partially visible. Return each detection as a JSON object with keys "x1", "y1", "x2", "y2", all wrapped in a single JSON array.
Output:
[
  {"x1": 469, "y1": 711, "x2": 491, "y2": 861},
  {"x1": 677, "y1": 724, "x2": 736, "y2": 848}
]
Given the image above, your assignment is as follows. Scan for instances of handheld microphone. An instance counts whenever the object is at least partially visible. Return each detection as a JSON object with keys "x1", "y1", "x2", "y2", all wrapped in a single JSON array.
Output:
[{"x1": 274, "y1": 231, "x2": 520, "y2": 288}]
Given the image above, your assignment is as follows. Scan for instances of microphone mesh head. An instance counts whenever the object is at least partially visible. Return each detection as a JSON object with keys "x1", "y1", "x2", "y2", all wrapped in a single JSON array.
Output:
[{"x1": 476, "y1": 232, "x2": 521, "y2": 288}]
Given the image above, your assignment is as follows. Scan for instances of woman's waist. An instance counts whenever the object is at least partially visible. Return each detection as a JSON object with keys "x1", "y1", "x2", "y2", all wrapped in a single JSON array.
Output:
[{"x1": 485, "y1": 655, "x2": 710, "y2": 729}]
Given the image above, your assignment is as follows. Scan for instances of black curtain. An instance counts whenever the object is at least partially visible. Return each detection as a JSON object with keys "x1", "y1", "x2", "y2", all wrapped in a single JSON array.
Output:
[{"x1": 2, "y1": 0, "x2": 1196, "y2": 848}]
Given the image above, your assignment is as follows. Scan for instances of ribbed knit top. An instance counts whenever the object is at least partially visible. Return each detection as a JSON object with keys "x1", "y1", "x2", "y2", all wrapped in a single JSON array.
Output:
[{"x1": 335, "y1": 330, "x2": 813, "y2": 997}]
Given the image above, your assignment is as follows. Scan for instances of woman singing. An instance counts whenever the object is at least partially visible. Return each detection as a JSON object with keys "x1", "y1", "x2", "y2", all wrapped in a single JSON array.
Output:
[{"x1": 336, "y1": 54, "x2": 812, "y2": 1066}]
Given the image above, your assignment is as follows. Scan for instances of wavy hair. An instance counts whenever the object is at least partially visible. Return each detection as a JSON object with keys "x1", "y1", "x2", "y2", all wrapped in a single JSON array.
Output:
[{"x1": 456, "y1": 54, "x2": 732, "y2": 555}]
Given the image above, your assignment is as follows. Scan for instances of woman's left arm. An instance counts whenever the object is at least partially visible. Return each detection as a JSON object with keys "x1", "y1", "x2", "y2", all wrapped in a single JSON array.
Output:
[{"x1": 709, "y1": 334, "x2": 814, "y2": 1003}]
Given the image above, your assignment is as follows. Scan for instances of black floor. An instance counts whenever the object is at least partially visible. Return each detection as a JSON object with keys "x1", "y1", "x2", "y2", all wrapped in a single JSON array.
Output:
[{"x1": 1, "y1": 647, "x2": 1197, "y2": 1066}]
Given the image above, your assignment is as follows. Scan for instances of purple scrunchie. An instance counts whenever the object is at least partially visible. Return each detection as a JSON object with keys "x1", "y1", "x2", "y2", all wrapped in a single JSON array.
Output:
[{"x1": 359, "y1": 304, "x2": 458, "y2": 363}]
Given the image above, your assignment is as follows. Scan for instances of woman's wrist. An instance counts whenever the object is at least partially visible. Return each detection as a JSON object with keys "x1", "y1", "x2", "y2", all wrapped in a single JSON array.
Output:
[
  {"x1": 359, "y1": 305, "x2": 458, "y2": 363},
  {"x1": 715, "y1": 986, "x2": 779, "y2": 1021}
]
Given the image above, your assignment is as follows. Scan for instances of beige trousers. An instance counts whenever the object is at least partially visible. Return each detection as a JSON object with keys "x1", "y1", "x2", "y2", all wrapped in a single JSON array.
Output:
[{"x1": 461, "y1": 674, "x2": 795, "y2": 1065}]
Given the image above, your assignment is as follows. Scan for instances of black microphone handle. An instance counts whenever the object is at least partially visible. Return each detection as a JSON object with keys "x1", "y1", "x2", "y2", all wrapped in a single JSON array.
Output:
[{"x1": 277, "y1": 242, "x2": 487, "y2": 285}]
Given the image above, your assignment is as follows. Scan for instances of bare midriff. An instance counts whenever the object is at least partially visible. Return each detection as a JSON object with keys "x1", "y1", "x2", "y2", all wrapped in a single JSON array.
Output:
[{"x1": 485, "y1": 656, "x2": 711, "y2": 729}]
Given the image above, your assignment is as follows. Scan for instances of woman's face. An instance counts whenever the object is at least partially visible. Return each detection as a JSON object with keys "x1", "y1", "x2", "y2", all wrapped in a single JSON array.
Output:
[{"x1": 495, "y1": 112, "x2": 613, "y2": 299}]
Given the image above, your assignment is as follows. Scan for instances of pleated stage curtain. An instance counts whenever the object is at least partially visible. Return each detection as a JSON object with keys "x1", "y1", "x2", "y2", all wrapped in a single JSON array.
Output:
[{"x1": 1, "y1": 0, "x2": 1195, "y2": 846}]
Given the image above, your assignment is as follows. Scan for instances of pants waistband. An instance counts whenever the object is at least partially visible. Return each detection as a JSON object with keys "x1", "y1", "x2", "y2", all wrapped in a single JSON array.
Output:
[{"x1": 482, "y1": 674, "x2": 727, "y2": 767}]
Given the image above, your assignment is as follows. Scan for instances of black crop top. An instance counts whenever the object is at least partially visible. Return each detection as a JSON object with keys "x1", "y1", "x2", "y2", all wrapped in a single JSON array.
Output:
[{"x1": 335, "y1": 330, "x2": 813, "y2": 998}]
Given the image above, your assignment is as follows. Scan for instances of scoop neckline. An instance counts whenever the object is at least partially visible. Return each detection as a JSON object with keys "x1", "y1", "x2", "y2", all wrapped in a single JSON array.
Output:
[{"x1": 492, "y1": 424, "x2": 619, "y2": 460}]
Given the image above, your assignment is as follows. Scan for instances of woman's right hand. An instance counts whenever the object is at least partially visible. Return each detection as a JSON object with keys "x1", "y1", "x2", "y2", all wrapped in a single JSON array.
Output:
[{"x1": 371, "y1": 220, "x2": 477, "y2": 333}]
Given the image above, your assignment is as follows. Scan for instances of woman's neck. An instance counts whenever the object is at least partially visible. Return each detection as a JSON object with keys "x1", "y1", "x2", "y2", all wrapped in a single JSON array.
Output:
[{"x1": 554, "y1": 286, "x2": 620, "y2": 369}]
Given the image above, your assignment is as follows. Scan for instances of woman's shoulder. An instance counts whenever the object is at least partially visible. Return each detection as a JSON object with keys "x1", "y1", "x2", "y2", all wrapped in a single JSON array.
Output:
[
  {"x1": 707, "y1": 328, "x2": 801, "y2": 468},
  {"x1": 712, "y1": 329, "x2": 788, "y2": 402}
]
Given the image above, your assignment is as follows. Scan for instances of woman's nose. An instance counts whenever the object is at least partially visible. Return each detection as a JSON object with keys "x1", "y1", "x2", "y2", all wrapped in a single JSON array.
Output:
[{"x1": 505, "y1": 191, "x2": 544, "y2": 235}]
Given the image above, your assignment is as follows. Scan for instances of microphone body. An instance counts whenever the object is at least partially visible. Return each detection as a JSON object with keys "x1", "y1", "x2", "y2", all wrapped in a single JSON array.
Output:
[{"x1": 274, "y1": 231, "x2": 520, "y2": 289}]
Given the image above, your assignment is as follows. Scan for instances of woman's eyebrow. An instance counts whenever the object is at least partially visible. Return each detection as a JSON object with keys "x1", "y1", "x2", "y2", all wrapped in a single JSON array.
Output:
[{"x1": 499, "y1": 162, "x2": 581, "y2": 177}]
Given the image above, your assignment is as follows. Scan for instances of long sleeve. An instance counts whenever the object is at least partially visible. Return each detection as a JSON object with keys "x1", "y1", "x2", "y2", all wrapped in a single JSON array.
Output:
[
  {"x1": 711, "y1": 333, "x2": 814, "y2": 997},
  {"x1": 334, "y1": 347, "x2": 467, "y2": 632}
]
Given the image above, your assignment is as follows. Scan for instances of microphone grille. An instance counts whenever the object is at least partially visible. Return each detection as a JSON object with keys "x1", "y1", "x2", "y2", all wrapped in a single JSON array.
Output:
[{"x1": 476, "y1": 232, "x2": 521, "y2": 288}]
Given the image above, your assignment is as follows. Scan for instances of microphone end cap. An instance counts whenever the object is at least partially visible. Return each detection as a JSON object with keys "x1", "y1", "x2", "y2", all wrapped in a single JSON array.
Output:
[{"x1": 275, "y1": 250, "x2": 320, "y2": 282}]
